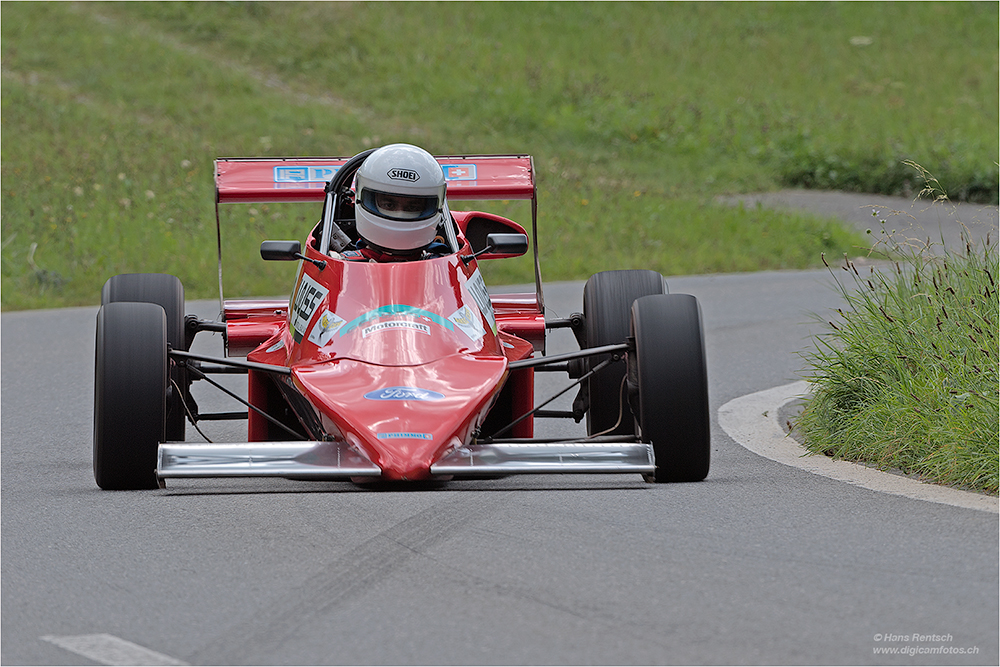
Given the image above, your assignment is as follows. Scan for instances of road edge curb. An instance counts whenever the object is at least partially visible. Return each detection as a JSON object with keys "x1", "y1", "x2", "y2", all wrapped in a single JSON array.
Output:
[{"x1": 718, "y1": 381, "x2": 999, "y2": 514}]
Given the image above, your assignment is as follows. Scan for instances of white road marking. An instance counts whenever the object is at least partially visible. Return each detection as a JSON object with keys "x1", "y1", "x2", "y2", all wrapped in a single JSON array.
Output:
[
  {"x1": 40, "y1": 634, "x2": 188, "y2": 666},
  {"x1": 718, "y1": 381, "x2": 999, "y2": 514}
]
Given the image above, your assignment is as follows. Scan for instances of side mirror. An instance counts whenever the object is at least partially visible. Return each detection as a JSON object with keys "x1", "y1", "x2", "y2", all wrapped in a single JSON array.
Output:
[
  {"x1": 261, "y1": 240, "x2": 302, "y2": 261},
  {"x1": 484, "y1": 233, "x2": 528, "y2": 257},
  {"x1": 460, "y1": 233, "x2": 529, "y2": 265},
  {"x1": 261, "y1": 240, "x2": 326, "y2": 271}
]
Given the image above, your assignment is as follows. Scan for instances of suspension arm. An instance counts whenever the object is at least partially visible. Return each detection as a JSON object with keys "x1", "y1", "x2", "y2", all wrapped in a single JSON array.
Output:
[
  {"x1": 506, "y1": 343, "x2": 629, "y2": 371},
  {"x1": 169, "y1": 349, "x2": 291, "y2": 375}
]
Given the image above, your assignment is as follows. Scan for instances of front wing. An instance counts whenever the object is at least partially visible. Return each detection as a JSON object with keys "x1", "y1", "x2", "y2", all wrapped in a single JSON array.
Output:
[{"x1": 156, "y1": 439, "x2": 654, "y2": 482}]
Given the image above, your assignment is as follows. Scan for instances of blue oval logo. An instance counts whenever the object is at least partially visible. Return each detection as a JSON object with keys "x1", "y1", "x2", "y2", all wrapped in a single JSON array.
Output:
[{"x1": 364, "y1": 386, "x2": 445, "y2": 401}]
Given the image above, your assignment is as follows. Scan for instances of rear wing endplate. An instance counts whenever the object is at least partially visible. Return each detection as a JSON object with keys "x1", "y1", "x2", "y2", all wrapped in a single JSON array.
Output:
[{"x1": 213, "y1": 155, "x2": 542, "y2": 316}]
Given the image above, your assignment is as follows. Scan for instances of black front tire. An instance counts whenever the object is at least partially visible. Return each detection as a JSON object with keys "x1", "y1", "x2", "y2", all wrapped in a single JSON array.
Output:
[
  {"x1": 93, "y1": 302, "x2": 168, "y2": 490},
  {"x1": 630, "y1": 294, "x2": 710, "y2": 482},
  {"x1": 582, "y1": 269, "x2": 667, "y2": 436},
  {"x1": 101, "y1": 273, "x2": 187, "y2": 441}
]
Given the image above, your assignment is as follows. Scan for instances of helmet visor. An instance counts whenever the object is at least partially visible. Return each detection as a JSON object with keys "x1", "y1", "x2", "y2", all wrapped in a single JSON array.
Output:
[{"x1": 360, "y1": 189, "x2": 440, "y2": 221}]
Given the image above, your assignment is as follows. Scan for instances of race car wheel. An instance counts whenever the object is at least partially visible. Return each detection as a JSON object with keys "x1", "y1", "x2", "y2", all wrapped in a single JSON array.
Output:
[
  {"x1": 629, "y1": 294, "x2": 710, "y2": 482},
  {"x1": 93, "y1": 301, "x2": 168, "y2": 490},
  {"x1": 101, "y1": 273, "x2": 187, "y2": 442},
  {"x1": 582, "y1": 269, "x2": 667, "y2": 436}
]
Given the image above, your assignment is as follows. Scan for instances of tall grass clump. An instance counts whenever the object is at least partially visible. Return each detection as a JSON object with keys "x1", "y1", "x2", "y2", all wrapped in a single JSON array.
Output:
[{"x1": 798, "y1": 202, "x2": 999, "y2": 494}]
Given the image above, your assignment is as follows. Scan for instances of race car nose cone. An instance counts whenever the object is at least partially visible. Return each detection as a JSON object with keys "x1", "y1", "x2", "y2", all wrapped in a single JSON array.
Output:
[
  {"x1": 292, "y1": 355, "x2": 508, "y2": 480},
  {"x1": 370, "y1": 437, "x2": 452, "y2": 481}
]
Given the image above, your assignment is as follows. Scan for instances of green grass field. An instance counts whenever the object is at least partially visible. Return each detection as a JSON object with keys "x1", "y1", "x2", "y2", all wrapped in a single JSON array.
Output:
[{"x1": 2, "y1": 1, "x2": 997, "y2": 309}]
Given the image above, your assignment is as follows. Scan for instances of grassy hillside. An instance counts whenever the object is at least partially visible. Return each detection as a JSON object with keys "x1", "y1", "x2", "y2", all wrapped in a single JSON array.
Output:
[{"x1": 2, "y1": 2, "x2": 997, "y2": 309}]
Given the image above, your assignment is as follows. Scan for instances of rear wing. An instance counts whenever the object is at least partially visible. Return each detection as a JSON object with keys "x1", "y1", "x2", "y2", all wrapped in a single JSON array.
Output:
[
  {"x1": 212, "y1": 155, "x2": 542, "y2": 313},
  {"x1": 215, "y1": 155, "x2": 535, "y2": 203}
]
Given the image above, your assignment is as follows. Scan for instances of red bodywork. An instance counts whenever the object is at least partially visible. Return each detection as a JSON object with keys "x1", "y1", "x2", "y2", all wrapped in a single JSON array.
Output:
[{"x1": 216, "y1": 156, "x2": 543, "y2": 481}]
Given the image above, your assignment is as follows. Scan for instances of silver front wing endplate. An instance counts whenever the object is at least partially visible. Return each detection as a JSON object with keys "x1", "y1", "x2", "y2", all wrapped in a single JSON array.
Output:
[
  {"x1": 157, "y1": 441, "x2": 381, "y2": 480},
  {"x1": 430, "y1": 441, "x2": 655, "y2": 476},
  {"x1": 157, "y1": 440, "x2": 655, "y2": 481}
]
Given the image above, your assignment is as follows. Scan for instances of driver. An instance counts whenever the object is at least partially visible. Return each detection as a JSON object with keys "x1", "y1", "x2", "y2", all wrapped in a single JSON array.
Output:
[{"x1": 341, "y1": 143, "x2": 452, "y2": 262}]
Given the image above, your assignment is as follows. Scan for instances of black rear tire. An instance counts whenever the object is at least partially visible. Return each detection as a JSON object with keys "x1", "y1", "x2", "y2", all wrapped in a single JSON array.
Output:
[
  {"x1": 93, "y1": 302, "x2": 168, "y2": 490},
  {"x1": 102, "y1": 273, "x2": 187, "y2": 441},
  {"x1": 582, "y1": 270, "x2": 667, "y2": 435},
  {"x1": 630, "y1": 294, "x2": 710, "y2": 482}
]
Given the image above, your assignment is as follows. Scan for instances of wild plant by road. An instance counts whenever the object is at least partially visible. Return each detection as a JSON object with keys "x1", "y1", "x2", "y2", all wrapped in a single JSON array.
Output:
[{"x1": 800, "y1": 201, "x2": 998, "y2": 494}]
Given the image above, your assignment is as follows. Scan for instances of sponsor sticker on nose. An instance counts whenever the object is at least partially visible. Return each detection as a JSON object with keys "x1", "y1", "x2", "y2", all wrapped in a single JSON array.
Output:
[{"x1": 364, "y1": 386, "x2": 445, "y2": 401}]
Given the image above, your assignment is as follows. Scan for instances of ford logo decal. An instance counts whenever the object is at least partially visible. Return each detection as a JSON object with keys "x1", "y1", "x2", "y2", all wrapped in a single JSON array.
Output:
[{"x1": 364, "y1": 386, "x2": 445, "y2": 401}]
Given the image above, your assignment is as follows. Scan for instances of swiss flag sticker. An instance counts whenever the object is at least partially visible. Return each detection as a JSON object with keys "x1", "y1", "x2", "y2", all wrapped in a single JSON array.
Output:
[{"x1": 443, "y1": 164, "x2": 478, "y2": 181}]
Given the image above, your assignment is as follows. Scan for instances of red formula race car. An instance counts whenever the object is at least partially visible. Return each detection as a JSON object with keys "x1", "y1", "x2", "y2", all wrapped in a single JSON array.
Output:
[{"x1": 93, "y1": 150, "x2": 710, "y2": 490}]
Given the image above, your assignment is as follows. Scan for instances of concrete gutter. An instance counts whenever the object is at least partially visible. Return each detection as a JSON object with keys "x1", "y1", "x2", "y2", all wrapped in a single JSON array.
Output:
[{"x1": 718, "y1": 381, "x2": 999, "y2": 514}]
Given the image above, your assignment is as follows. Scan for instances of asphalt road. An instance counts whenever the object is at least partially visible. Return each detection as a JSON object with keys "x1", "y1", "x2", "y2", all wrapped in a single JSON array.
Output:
[
  {"x1": 717, "y1": 189, "x2": 998, "y2": 254},
  {"x1": 2, "y1": 262, "x2": 997, "y2": 665}
]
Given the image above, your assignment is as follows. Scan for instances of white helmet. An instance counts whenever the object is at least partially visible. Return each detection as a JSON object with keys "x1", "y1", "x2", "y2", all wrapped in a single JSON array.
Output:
[{"x1": 354, "y1": 144, "x2": 446, "y2": 252}]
